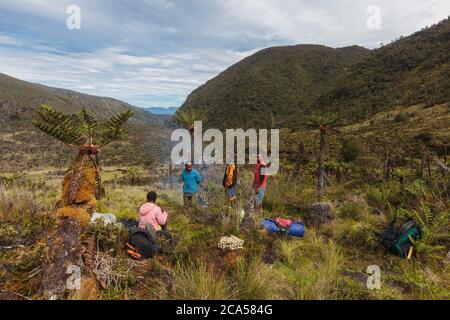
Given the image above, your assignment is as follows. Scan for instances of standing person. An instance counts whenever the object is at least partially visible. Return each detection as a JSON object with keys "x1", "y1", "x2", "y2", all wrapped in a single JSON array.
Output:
[
  {"x1": 181, "y1": 163, "x2": 203, "y2": 208},
  {"x1": 222, "y1": 162, "x2": 238, "y2": 208},
  {"x1": 253, "y1": 155, "x2": 268, "y2": 211}
]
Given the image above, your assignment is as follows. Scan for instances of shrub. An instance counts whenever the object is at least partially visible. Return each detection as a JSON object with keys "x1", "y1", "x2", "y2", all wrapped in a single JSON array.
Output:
[
  {"x1": 341, "y1": 139, "x2": 365, "y2": 163},
  {"x1": 393, "y1": 113, "x2": 407, "y2": 123},
  {"x1": 338, "y1": 202, "x2": 363, "y2": 220},
  {"x1": 414, "y1": 131, "x2": 433, "y2": 144},
  {"x1": 85, "y1": 221, "x2": 127, "y2": 255},
  {"x1": 366, "y1": 181, "x2": 401, "y2": 213},
  {"x1": 336, "y1": 221, "x2": 378, "y2": 249}
]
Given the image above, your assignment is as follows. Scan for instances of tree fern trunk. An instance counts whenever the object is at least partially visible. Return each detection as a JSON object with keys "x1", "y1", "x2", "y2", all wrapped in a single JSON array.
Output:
[
  {"x1": 420, "y1": 149, "x2": 425, "y2": 179},
  {"x1": 41, "y1": 152, "x2": 100, "y2": 300},
  {"x1": 317, "y1": 132, "x2": 326, "y2": 202}
]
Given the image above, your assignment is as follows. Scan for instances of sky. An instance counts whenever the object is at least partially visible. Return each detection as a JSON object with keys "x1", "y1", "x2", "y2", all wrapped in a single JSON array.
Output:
[{"x1": 0, "y1": 0, "x2": 449, "y2": 109}]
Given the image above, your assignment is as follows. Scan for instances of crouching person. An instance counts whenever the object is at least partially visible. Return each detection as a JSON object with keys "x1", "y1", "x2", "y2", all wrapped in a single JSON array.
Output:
[
  {"x1": 126, "y1": 191, "x2": 169, "y2": 260},
  {"x1": 139, "y1": 191, "x2": 168, "y2": 231}
]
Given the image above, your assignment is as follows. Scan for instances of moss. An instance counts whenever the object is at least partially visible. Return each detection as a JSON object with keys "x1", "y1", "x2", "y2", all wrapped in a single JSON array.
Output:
[
  {"x1": 68, "y1": 277, "x2": 98, "y2": 300},
  {"x1": 55, "y1": 207, "x2": 90, "y2": 226}
]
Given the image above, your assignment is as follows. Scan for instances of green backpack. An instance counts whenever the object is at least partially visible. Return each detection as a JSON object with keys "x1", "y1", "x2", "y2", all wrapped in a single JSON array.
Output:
[{"x1": 380, "y1": 218, "x2": 422, "y2": 258}]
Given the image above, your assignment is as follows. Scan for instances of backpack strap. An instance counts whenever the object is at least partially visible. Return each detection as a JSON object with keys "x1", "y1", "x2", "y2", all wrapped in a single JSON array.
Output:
[
  {"x1": 126, "y1": 243, "x2": 143, "y2": 260},
  {"x1": 145, "y1": 224, "x2": 159, "y2": 245},
  {"x1": 396, "y1": 220, "x2": 417, "y2": 238}
]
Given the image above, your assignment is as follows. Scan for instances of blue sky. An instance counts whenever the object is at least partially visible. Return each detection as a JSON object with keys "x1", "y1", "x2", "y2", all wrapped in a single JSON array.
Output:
[{"x1": 0, "y1": 0, "x2": 449, "y2": 109}]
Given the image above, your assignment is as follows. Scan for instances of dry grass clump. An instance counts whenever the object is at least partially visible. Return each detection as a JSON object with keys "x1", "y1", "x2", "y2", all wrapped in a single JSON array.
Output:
[{"x1": 0, "y1": 184, "x2": 53, "y2": 245}]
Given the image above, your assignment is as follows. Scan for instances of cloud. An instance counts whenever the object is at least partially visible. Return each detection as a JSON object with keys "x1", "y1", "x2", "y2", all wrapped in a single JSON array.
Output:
[
  {"x1": 0, "y1": 33, "x2": 23, "y2": 46},
  {"x1": 0, "y1": 0, "x2": 449, "y2": 108},
  {"x1": 0, "y1": 42, "x2": 253, "y2": 108}
]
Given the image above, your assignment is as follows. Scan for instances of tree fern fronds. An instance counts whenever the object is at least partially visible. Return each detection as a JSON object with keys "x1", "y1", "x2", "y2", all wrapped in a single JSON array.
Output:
[
  {"x1": 36, "y1": 104, "x2": 72, "y2": 123},
  {"x1": 99, "y1": 110, "x2": 134, "y2": 147},
  {"x1": 173, "y1": 108, "x2": 207, "y2": 131},
  {"x1": 78, "y1": 109, "x2": 98, "y2": 143},
  {"x1": 33, "y1": 105, "x2": 133, "y2": 148},
  {"x1": 33, "y1": 104, "x2": 84, "y2": 146},
  {"x1": 32, "y1": 120, "x2": 83, "y2": 147},
  {"x1": 305, "y1": 113, "x2": 341, "y2": 134}
]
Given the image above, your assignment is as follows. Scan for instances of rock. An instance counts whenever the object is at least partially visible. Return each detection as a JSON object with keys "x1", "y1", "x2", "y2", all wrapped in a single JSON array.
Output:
[
  {"x1": 307, "y1": 203, "x2": 334, "y2": 227},
  {"x1": 90, "y1": 213, "x2": 117, "y2": 226}
]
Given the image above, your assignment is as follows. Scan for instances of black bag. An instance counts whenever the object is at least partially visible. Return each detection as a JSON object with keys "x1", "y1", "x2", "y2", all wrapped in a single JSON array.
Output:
[{"x1": 126, "y1": 228, "x2": 157, "y2": 260}]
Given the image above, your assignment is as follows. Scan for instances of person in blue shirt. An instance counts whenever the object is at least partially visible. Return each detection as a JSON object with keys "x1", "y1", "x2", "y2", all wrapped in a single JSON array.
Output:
[{"x1": 181, "y1": 163, "x2": 203, "y2": 208}]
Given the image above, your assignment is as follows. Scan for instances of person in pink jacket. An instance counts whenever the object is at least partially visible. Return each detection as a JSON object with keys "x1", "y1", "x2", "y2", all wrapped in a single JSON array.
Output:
[{"x1": 139, "y1": 191, "x2": 168, "y2": 231}]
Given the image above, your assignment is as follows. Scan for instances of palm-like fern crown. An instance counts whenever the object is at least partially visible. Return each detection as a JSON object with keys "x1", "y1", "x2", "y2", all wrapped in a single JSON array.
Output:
[
  {"x1": 172, "y1": 108, "x2": 207, "y2": 132},
  {"x1": 306, "y1": 113, "x2": 340, "y2": 134},
  {"x1": 32, "y1": 104, "x2": 134, "y2": 149}
]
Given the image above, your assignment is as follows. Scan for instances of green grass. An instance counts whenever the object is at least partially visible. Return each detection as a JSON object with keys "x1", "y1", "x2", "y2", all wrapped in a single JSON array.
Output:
[{"x1": 0, "y1": 162, "x2": 448, "y2": 300}]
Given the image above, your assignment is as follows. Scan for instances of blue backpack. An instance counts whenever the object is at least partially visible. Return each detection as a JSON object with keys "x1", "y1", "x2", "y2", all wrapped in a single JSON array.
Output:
[{"x1": 260, "y1": 219, "x2": 305, "y2": 237}]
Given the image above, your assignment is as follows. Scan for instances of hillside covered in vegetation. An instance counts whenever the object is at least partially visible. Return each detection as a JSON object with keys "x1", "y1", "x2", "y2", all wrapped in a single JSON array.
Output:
[
  {"x1": 180, "y1": 17, "x2": 450, "y2": 129},
  {"x1": 0, "y1": 73, "x2": 172, "y2": 172}
]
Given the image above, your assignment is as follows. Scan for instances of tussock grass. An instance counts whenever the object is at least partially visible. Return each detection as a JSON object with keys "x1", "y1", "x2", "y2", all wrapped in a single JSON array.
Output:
[
  {"x1": 274, "y1": 232, "x2": 345, "y2": 300},
  {"x1": 0, "y1": 184, "x2": 53, "y2": 245},
  {"x1": 233, "y1": 257, "x2": 277, "y2": 300},
  {"x1": 170, "y1": 259, "x2": 235, "y2": 300}
]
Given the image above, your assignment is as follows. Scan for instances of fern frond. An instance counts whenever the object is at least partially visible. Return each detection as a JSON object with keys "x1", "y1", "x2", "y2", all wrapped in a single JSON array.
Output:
[
  {"x1": 99, "y1": 110, "x2": 134, "y2": 147},
  {"x1": 172, "y1": 108, "x2": 207, "y2": 130},
  {"x1": 306, "y1": 113, "x2": 340, "y2": 131},
  {"x1": 78, "y1": 109, "x2": 98, "y2": 143},
  {"x1": 421, "y1": 204, "x2": 433, "y2": 226},
  {"x1": 33, "y1": 105, "x2": 84, "y2": 146}
]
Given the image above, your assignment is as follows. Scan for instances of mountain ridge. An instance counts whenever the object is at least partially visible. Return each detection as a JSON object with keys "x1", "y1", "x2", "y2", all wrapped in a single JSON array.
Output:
[
  {"x1": 0, "y1": 72, "x2": 172, "y2": 171},
  {"x1": 180, "y1": 18, "x2": 450, "y2": 129}
]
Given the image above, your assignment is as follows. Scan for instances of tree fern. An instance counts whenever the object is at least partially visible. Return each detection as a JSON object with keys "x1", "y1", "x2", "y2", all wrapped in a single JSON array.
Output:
[
  {"x1": 306, "y1": 113, "x2": 340, "y2": 132},
  {"x1": 172, "y1": 108, "x2": 207, "y2": 132}
]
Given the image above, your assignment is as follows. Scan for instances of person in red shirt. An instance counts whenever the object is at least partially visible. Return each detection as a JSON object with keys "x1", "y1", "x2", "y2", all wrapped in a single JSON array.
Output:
[{"x1": 253, "y1": 155, "x2": 268, "y2": 211}]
